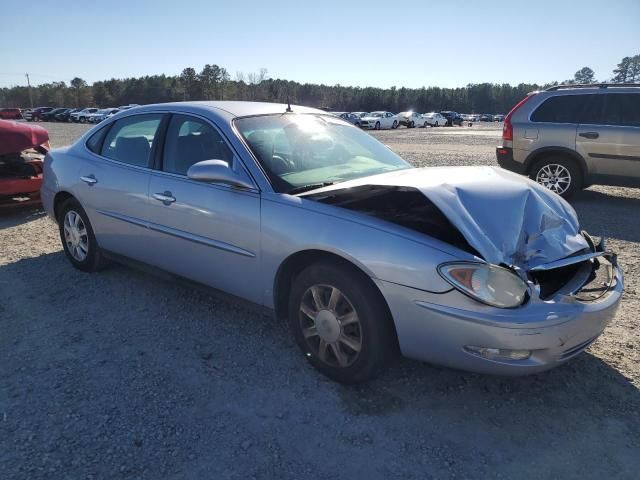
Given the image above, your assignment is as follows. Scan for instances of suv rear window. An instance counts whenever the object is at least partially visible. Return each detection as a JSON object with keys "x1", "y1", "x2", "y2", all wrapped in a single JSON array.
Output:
[{"x1": 530, "y1": 95, "x2": 595, "y2": 123}]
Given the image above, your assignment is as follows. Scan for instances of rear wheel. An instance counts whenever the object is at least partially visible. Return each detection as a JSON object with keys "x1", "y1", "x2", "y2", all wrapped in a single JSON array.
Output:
[
  {"x1": 392, "y1": 120, "x2": 398, "y2": 129},
  {"x1": 287, "y1": 262, "x2": 396, "y2": 383},
  {"x1": 530, "y1": 156, "x2": 582, "y2": 198},
  {"x1": 58, "y1": 198, "x2": 108, "y2": 272},
  {"x1": 434, "y1": 121, "x2": 439, "y2": 127}
]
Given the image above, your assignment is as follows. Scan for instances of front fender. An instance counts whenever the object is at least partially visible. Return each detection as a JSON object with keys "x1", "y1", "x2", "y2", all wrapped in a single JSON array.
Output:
[{"x1": 259, "y1": 193, "x2": 467, "y2": 308}]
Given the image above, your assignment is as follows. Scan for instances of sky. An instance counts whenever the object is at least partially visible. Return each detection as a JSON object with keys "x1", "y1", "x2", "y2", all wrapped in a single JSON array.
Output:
[{"x1": 1, "y1": 0, "x2": 639, "y2": 89}]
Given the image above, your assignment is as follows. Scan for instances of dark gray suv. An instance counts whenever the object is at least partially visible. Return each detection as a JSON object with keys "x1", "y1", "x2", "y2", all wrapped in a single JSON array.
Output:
[{"x1": 496, "y1": 84, "x2": 640, "y2": 197}]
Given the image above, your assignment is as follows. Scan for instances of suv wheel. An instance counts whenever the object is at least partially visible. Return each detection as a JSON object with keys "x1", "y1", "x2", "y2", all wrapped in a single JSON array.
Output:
[
  {"x1": 530, "y1": 156, "x2": 582, "y2": 198},
  {"x1": 287, "y1": 262, "x2": 396, "y2": 383}
]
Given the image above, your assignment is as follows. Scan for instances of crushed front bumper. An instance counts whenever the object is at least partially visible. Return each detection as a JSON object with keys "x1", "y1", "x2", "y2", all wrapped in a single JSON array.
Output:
[{"x1": 380, "y1": 253, "x2": 623, "y2": 375}]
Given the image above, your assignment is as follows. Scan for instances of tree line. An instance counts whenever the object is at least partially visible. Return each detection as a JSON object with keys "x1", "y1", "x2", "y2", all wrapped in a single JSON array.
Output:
[{"x1": 1, "y1": 55, "x2": 638, "y2": 114}]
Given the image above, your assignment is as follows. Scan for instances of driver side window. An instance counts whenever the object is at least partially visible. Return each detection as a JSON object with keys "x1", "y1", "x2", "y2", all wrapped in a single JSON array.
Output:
[{"x1": 162, "y1": 114, "x2": 233, "y2": 175}]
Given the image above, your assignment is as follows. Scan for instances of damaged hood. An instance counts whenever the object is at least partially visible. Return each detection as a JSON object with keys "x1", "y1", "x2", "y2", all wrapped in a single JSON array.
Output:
[{"x1": 308, "y1": 166, "x2": 588, "y2": 270}]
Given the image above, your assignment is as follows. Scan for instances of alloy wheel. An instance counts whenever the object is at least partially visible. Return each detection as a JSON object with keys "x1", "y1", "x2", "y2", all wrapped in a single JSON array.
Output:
[
  {"x1": 536, "y1": 163, "x2": 572, "y2": 195},
  {"x1": 298, "y1": 284, "x2": 362, "y2": 368},
  {"x1": 63, "y1": 210, "x2": 89, "y2": 262}
]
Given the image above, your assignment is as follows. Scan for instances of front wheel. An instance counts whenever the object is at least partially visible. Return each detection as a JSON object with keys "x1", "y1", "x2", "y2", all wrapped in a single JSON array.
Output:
[
  {"x1": 530, "y1": 156, "x2": 582, "y2": 198},
  {"x1": 423, "y1": 121, "x2": 428, "y2": 127},
  {"x1": 434, "y1": 121, "x2": 439, "y2": 127},
  {"x1": 58, "y1": 198, "x2": 108, "y2": 272},
  {"x1": 375, "y1": 121, "x2": 381, "y2": 130},
  {"x1": 79, "y1": 117, "x2": 86, "y2": 123},
  {"x1": 287, "y1": 262, "x2": 396, "y2": 383}
]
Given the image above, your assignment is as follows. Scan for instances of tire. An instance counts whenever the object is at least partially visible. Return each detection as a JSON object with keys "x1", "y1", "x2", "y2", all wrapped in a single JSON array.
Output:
[
  {"x1": 79, "y1": 117, "x2": 86, "y2": 123},
  {"x1": 423, "y1": 121, "x2": 428, "y2": 128},
  {"x1": 287, "y1": 261, "x2": 396, "y2": 384},
  {"x1": 57, "y1": 198, "x2": 108, "y2": 272},
  {"x1": 392, "y1": 120, "x2": 398, "y2": 129},
  {"x1": 409, "y1": 121, "x2": 415, "y2": 128},
  {"x1": 375, "y1": 121, "x2": 380, "y2": 130},
  {"x1": 529, "y1": 156, "x2": 582, "y2": 199},
  {"x1": 434, "y1": 121, "x2": 439, "y2": 127}
]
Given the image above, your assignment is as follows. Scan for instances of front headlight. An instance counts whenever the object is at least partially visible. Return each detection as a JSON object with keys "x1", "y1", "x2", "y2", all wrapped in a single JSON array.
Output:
[{"x1": 438, "y1": 262, "x2": 527, "y2": 308}]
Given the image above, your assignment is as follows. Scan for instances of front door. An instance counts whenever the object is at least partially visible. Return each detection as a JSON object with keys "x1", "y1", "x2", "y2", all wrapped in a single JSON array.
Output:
[
  {"x1": 576, "y1": 92, "x2": 640, "y2": 180},
  {"x1": 145, "y1": 113, "x2": 262, "y2": 303}
]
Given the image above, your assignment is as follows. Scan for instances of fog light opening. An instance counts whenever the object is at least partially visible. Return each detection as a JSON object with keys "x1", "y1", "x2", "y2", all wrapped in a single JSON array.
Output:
[{"x1": 464, "y1": 346, "x2": 531, "y2": 361}]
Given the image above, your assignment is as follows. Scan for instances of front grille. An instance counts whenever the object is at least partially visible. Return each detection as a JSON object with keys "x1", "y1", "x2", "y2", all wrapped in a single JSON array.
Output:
[
  {"x1": 560, "y1": 336, "x2": 598, "y2": 360},
  {"x1": 530, "y1": 261, "x2": 589, "y2": 299}
]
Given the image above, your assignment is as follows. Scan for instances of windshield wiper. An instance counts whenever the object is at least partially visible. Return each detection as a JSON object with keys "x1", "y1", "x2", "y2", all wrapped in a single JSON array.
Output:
[{"x1": 287, "y1": 182, "x2": 336, "y2": 195}]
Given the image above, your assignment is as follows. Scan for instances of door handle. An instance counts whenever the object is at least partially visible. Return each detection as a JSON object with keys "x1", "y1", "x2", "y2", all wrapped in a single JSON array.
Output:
[
  {"x1": 153, "y1": 191, "x2": 176, "y2": 205},
  {"x1": 579, "y1": 132, "x2": 599, "y2": 139},
  {"x1": 80, "y1": 175, "x2": 97, "y2": 185}
]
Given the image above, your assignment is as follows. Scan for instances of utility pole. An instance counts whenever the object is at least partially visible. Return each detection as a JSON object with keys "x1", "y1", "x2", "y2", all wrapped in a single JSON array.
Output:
[{"x1": 25, "y1": 73, "x2": 33, "y2": 108}]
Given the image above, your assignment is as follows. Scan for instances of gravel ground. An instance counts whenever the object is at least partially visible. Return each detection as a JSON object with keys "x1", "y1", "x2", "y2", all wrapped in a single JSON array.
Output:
[{"x1": 1, "y1": 122, "x2": 639, "y2": 479}]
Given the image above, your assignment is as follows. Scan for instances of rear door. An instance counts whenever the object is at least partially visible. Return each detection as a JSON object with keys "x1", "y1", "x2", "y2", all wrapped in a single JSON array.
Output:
[
  {"x1": 524, "y1": 94, "x2": 585, "y2": 154},
  {"x1": 77, "y1": 113, "x2": 165, "y2": 262},
  {"x1": 576, "y1": 92, "x2": 640, "y2": 180}
]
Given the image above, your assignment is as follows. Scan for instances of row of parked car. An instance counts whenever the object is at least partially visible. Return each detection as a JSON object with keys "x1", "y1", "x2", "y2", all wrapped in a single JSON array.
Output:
[
  {"x1": 333, "y1": 110, "x2": 504, "y2": 129},
  {"x1": 0, "y1": 105, "x2": 139, "y2": 124}
]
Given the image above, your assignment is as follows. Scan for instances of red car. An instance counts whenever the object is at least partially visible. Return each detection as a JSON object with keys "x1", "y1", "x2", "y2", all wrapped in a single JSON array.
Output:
[
  {"x1": 0, "y1": 119, "x2": 50, "y2": 208},
  {"x1": 0, "y1": 108, "x2": 23, "y2": 120}
]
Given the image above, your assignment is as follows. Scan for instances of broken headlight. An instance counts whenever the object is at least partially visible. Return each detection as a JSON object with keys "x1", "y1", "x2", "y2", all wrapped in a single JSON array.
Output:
[{"x1": 438, "y1": 262, "x2": 527, "y2": 308}]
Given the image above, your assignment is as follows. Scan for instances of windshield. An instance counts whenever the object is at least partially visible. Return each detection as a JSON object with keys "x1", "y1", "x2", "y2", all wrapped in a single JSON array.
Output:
[
  {"x1": 235, "y1": 114, "x2": 411, "y2": 193},
  {"x1": 368, "y1": 112, "x2": 383, "y2": 117}
]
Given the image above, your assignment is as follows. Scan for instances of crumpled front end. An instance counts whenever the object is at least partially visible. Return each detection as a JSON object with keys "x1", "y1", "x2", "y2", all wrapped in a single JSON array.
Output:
[{"x1": 305, "y1": 165, "x2": 624, "y2": 373}]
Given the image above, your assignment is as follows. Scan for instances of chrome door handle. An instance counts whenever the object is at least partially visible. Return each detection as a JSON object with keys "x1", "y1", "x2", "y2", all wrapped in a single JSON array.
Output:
[
  {"x1": 579, "y1": 132, "x2": 599, "y2": 139},
  {"x1": 80, "y1": 175, "x2": 97, "y2": 185},
  {"x1": 153, "y1": 191, "x2": 176, "y2": 205}
]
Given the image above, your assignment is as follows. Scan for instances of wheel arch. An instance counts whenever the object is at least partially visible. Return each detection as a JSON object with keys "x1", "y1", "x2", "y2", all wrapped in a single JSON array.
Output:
[
  {"x1": 524, "y1": 147, "x2": 588, "y2": 182},
  {"x1": 273, "y1": 249, "x2": 399, "y2": 348},
  {"x1": 53, "y1": 191, "x2": 76, "y2": 222}
]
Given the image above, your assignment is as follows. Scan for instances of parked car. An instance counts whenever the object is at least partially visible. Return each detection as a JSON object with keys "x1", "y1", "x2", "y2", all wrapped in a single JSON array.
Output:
[
  {"x1": 397, "y1": 111, "x2": 423, "y2": 128},
  {"x1": 479, "y1": 114, "x2": 494, "y2": 122},
  {"x1": 41, "y1": 108, "x2": 68, "y2": 122},
  {"x1": 55, "y1": 108, "x2": 81, "y2": 122},
  {"x1": 41, "y1": 101, "x2": 623, "y2": 383},
  {"x1": 24, "y1": 107, "x2": 54, "y2": 122},
  {"x1": 493, "y1": 114, "x2": 505, "y2": 122},
  {"x1": 71, "y1": 108, "x2": 99, "y2": 123},
  {"x1": 0, "y1": 108, "x2": 23, "y2": 120},
  {"x1": 333, "y1": 112, "x2": 361, "y2": 126},
  {"x1": 0, "y1": 119, "x2": 49, "y2": 207},
  {"x1": 496, "y1": 83, "x2": 640, "y2": 197},
  {"x1": 88, "y1": 108, "x2": 120, "y2": 124},
  {"x1": 422, "y1": 112, "x2": 447, "y2": 127},
  {"x1": 359, "y1": 111, "x2": 399, "y2": 130},
  {"x1": 440, "y1": 111, "x2": 463, "y2": 126}
]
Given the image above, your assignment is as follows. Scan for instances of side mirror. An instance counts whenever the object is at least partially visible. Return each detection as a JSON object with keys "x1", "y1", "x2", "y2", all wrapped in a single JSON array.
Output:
[{"x1": 187, "y1": 160, "x2": 254, "y2": 189}]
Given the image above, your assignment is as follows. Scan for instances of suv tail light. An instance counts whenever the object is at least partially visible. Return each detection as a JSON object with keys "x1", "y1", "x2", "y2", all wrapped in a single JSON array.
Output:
[{"x1": 502, "y1": 93, "x2": 536, "y2": 142}]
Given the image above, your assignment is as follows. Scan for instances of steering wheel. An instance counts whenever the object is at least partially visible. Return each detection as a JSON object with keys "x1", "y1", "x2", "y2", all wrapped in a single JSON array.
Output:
[{"x1": 270, "y1": 154, "x2": 294, "y2": 174}]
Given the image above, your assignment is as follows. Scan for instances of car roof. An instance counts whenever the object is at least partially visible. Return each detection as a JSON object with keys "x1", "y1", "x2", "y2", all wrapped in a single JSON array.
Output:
[{"x1": 133, "y1": 101, "x2": 326, "y2": 118}]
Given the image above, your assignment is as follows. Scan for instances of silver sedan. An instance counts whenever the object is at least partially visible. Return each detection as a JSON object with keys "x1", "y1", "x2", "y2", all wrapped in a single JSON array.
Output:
[{"x1": 41, "y1": 102, "x2": 623, "y2": 383}]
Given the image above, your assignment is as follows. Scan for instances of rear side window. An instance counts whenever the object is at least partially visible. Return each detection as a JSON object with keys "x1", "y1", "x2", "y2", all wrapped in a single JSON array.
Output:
[
  {"x1": 530, "y1": 95, "x2": 595, "y2": 123},
  {"x1": 100, "y1": 114, "x2": 163, "y2": 167},
  {"x1": 601, "y1": 94, "x2": 640, "y2": 127},
  {"x1": 86, "y1": 124, "x2": 110, "y2": 153}
]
